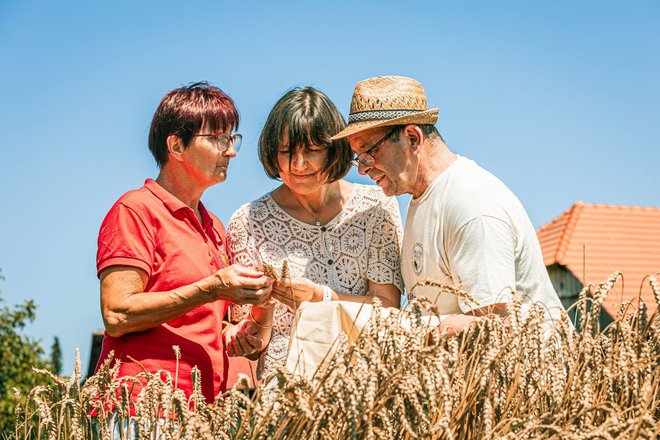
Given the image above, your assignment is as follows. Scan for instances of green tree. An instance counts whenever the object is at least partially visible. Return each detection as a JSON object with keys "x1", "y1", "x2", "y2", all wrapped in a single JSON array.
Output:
[
  {"x1": 0, "y1": 270, "x2": 52, "y2": 434},
  {"x1": 50, "y1": 336, "x2": 63, "y2": 376}
]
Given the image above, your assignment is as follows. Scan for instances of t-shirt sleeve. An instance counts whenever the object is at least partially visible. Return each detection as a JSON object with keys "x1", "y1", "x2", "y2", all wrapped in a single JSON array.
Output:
[
  {"x1": 226, "y1": 207, "x2": 257, "y2": 323},
  {"x1": 446, "y1": 215, "x2": 516, "y2": 313},
  {"x1": 96, "y1": 203, "x2": 155, "y2": 277},
  {"x1": 367, "y1": 195, "x2": 404, "y2": 293}
]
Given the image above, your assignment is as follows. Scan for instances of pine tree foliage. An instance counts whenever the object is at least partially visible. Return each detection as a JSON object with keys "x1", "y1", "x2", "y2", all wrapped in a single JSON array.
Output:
[{"x1": 50, "y1": 336, "x2": 63, "y2": 376}]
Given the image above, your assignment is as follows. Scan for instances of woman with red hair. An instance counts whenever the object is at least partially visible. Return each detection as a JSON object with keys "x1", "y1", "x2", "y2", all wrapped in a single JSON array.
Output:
[{"x1": 95, "y1": 82, "x2": 271, "y2": 420}]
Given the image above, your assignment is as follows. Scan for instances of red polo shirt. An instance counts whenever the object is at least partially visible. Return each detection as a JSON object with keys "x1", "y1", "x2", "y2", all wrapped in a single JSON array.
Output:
[{"x1": 96, "y1": 179, "x2": 229, "y2": 407}]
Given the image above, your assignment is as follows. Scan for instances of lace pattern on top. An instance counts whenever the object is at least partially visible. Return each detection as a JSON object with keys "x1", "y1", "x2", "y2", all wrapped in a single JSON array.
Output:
[{"x1": 226, "y1": 183, "x2": 403, "y2": 378}]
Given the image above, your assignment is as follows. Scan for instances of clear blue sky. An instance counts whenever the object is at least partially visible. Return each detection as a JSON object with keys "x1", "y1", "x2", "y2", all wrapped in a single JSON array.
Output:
[{"x1": 1, "y1": 1, "x2": 658, "y2": 375}]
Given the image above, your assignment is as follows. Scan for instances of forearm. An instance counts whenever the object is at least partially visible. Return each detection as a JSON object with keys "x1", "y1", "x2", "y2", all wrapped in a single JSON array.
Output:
[
  {"x1": 273, "y1": 278, "x2": 400, "y2": 310},
  {"x1": 305, "y1": 280, "x2": 400, "y2": 308},
  {"x1": 102, "y1": 264, "x2": 272, "y2": 338},
  {"x1": 332, "y1": 290, "x2": 400, "y2": 309},
  {"x1": 103, "y1": 278, "x2": 215, "y2": 337},
  {"x1": 439, "y1": 302, "x2": 509, "y2": 336},
  {"x1": 248, "y1": 306, "x2": 274, "y2": 351}
]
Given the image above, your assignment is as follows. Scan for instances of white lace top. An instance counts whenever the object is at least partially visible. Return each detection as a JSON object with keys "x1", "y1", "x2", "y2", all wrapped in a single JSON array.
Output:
[{"x1": 226, "y1": 183, "x2": 403, "y2": 378}]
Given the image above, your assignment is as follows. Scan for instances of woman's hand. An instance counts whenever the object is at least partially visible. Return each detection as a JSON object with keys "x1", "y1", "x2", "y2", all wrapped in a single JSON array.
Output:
[
  {"x1": 271, "y1": 277, "x2": 321, "y2": 310},
  {"x1": 200, "y1": 264, "x2": 273, "y2": 305},
  {"x1": 224, "y1": 319, "x2": 266, "y2": 357}
]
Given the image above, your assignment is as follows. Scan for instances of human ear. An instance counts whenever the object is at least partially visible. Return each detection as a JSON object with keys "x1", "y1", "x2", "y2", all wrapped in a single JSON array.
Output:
[
  {"x1": 166, "y1": 135, "x2": 185, "y2": 162},
  {"x1": 404, "y1": 125, "x2": 423, "y2": 156}
]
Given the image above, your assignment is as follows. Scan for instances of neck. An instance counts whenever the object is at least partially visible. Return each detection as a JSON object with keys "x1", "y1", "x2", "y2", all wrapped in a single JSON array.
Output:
[
  {"x1": 155, "y1": 166, "x2": 205, "y2": 213},
  {"x1": 288, "y1": 181, "x2": 333, "y2": 216},
  {"x1": 411, "y1": 139, "x2": 457, "y2": 199}
]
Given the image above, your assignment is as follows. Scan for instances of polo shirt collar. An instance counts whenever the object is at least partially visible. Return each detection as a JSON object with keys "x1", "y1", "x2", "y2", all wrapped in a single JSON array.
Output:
[
  {"x1": 144, "y1": 179, "x2": 189, "y2": 213},
  {"x1": 198, "y1": 201, "x2": 216, "y2": 232},
  {"x1": 143, "y1": 179, "x2": 216, "y2": 231}
]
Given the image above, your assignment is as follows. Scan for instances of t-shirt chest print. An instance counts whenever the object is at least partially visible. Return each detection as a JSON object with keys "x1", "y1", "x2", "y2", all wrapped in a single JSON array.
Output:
[{"x1": 412, "y1": 242, "x2": 424, "y2": 276}]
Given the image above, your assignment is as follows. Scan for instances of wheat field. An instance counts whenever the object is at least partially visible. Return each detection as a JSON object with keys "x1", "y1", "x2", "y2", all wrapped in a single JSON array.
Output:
[{"x1": 10, "y1": 273, "x2": 660, "y2": 439}]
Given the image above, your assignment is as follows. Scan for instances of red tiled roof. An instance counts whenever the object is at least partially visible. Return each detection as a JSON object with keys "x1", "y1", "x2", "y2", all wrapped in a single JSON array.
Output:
[{"x1": 537, "y1": 202, "x2": 660, "y2": 318}]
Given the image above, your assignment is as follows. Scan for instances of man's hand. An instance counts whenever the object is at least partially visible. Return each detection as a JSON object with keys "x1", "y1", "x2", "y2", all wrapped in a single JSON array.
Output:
[
  {"x1": 271, "y1": 277, "x2": 320, "y2": 311},
  {"x1": 202, "y1": 264, "x2": 273, "y2": 305},
  {"x1": 439, "y1": 314, "x2": 481, "y2": 337},
  {"x1": 224, "y1": 320, "x2": 265, "y2": 357}
]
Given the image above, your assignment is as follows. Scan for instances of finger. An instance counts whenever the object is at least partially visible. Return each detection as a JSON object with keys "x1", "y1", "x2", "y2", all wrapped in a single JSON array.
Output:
[
  {"x1": 271, "y1": 284, "x2": 290, "y2": 296},
  {"x1": 235, "y1": 331, "x2": 252, "y2": 354},
  {"x1": 227, "y1": 341, "x2": 235, "y2": 357},
  {"x1": 273, "y1": 283, "x2": 293, "y2": 293},
  {"x1": 241, "y1": 319, "x2": 260, "y2": 335},
  {"x1": 271, "y1": 289, "x2": 285, "y2": 299},
  {"x1": 224, "y1": 322, "x2": 239, "y2": 340},
  {"x1": 253, "y1": 286, "x2": 273, "y2": 300},
  {"x1": 271, "y1": 290, "x2": 288, "y2": 302},
  {"x1": 230, "y1": 293, "x2": 260, "y2": 305},
  {"x1": 233, "y1": 265, "x2": 269, "y2": 279},
  {"x1": 245, "y1": 333, "x2": 261, "y2": 344},
  {"x1": 245, "y1": 334, "x2": 262, "y2": 349},
  {"x1": 232, "y1": 287, "x2": 272, "y2": 305},
  {"x1": 231, "y1": 342, "x2": 244, "y2": 357},
  {"x1": 237, "y1": 277, "x2": 274, "y2": 290},
  {"x1": 274, "y1": 278, "x2": 295, "y2": 291}
]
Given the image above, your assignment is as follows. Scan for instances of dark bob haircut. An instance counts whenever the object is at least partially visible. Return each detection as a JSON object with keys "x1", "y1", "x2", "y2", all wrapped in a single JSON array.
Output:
[
  {"x1": 259, "y1": 87, "x2": 352, "y2": 182},
  {"x1": 148, "y1": 81, "x2": 239, "y2": 167}
]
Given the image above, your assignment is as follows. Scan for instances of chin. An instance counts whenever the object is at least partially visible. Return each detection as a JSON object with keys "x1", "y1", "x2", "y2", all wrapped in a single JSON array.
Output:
[
  {"x1": 377, "y1": 179, "x2": 396, "y2": 196},
  {"x1": 282, "y1": 178, "x2": 323, "y2": 195},
  {"x1": 212, "y1": 173, "x2": 227, "y2": 184}
]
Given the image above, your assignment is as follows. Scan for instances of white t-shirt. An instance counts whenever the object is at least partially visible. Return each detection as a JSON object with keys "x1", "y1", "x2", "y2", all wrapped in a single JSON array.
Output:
[{"x1": 401, "y1": 155, "x2": 564, "y2": 320}]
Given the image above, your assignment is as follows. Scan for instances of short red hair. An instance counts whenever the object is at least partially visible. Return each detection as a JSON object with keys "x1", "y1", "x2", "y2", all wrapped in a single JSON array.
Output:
[{"x1": 148, "y1": 81, "x2": 239, "y2": 167}]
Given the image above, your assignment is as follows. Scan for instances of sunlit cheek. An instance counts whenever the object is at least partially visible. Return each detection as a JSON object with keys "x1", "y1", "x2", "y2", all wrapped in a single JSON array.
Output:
[{"x1": 277, "y1": 156, "x2": 291, "y2": 175}]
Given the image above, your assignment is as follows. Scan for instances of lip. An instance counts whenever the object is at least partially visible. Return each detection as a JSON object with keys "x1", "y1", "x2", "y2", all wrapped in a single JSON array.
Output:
[{"x1": 291, "y1": 172, "x2": 314, "y2": 179}]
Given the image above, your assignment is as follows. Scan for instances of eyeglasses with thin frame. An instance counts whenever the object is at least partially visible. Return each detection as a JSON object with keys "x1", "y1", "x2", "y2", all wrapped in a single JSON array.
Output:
[
  {"x1": 192, "y1": 133, "x2": 242, "y2": 153},
  {"x1": 350, "y1": 127, "x2": 398, "y2": 169}
]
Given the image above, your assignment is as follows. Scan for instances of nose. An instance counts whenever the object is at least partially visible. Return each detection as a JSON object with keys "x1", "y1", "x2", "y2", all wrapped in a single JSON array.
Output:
[
  {"x1": 290, "y1": 150, "x2": 306, "y2": 170},
  {"x1": 224, "y1": 143, "x2": 237, "y2": 158},
  {"x1": 357, "y1": 161, "x2": 371, "y2": 175}
]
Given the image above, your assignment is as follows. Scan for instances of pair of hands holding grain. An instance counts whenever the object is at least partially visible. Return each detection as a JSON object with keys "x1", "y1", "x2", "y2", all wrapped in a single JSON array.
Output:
[{"x1": 216, "y1": 264, "x2": 318, "y2": 358}]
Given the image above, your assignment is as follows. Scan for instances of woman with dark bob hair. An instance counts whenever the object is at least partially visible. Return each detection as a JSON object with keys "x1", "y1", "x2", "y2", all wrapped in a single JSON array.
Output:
[
  {"x1": 95, "y1": 82, "x2": 273, "y2": 420},
  {"x1": 226, "y1": 87, "x2": 403, "y2": 378}
]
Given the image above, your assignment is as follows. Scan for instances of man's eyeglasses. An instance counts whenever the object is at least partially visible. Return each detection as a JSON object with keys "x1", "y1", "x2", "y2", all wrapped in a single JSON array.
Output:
[
  {"x1": 351, "y1": 127, "x2": 398, "y2": 169},
  {"x1": 193, "y1": 133, "x2": 242, "y2": 153}
]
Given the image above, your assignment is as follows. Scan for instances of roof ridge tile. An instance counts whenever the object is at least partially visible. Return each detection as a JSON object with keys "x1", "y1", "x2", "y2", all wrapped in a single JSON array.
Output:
[{"x1": 580, "y1": 202, "x2": 660, "y2": 211}]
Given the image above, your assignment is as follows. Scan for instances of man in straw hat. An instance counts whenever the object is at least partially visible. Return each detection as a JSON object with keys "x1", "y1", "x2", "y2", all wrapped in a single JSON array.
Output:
[{"x1": 332, "y1": 75, "x2": 565, "y2": 334}]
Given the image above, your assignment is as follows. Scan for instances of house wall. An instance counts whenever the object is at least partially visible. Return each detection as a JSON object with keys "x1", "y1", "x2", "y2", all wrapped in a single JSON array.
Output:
[
  {"x1": 546, "y1": 264, "x2": 613, "y2": 329},
  {"x1": 547, "y1": 264, "x2": 583, "y2": 304}
]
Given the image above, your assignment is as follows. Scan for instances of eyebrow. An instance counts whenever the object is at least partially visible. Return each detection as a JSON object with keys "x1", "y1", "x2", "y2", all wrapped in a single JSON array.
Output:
[{"x1": 350, "y1": 138, "x2": 369, "y2": 153}]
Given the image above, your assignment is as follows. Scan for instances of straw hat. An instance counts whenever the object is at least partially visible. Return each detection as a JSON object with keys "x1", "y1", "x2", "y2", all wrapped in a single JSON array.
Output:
[{"x1": 331, "y1": 76, "x2": 439, "y2": 140}]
